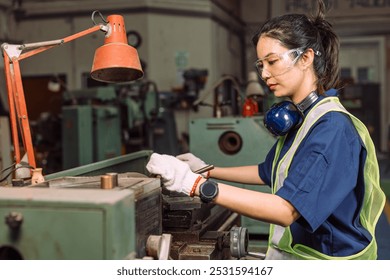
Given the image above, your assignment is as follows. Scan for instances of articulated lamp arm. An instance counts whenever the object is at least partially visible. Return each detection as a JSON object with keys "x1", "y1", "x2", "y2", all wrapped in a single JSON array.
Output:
[
  {"x1": 1, "y1": 24, "x2": 104, "y2": 170},
  {"x1": 1, "y1": 11, "x2": 143, "y2": 181}
]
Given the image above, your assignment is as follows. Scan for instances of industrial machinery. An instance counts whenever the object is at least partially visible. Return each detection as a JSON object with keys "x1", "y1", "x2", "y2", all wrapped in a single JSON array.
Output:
[
  {"x1": 117, "y1": 80, "x2": 180, "y2": 156},
  {"x1": 176, "y1": 68, "x2": 208, "y2": 111},
  {"x1": 62, "y1": 86, "x2": 122, "y2": 169},
  {"x1": 0, "y1": 151, "x2": 262, "y2": 260},
  {"x1": 59, "y1": 81, "x2": 180, "y2": 171},
  {"x1": 0, "y1": 179, "x2": 142, "y2": 260},
  {"x1": 0, "y1": 151, "x2": 153, "y2": 259},
  {"x1": 162, "y1": 189, "x2": 238, "y2": 259}
]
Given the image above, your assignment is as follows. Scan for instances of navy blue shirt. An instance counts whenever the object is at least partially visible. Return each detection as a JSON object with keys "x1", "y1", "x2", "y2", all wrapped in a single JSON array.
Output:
[{"x1": 258, "y1": 89, "x2": 372, "y2": 256}]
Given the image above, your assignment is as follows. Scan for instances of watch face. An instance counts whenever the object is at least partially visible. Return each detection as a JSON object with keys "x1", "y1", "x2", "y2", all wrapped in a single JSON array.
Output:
[
  {"x1": 200, "y1": 180, "x2": 218, "y2": 203},
  {"x1": 202, "y1": 182, "x2": 217, "y2": 196}
]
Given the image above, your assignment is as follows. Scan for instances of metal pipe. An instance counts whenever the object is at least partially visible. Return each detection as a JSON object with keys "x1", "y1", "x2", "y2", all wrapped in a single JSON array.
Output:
[
  {"x1": 19, "y1": 39, "x2": 63, "y2": 50},
  {"x1": 246, "y1": 251, "x2": 266, "y2": 259}
]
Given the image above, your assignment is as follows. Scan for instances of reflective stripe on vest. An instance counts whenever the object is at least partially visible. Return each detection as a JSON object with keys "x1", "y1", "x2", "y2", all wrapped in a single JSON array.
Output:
[{"x1": 265, "y1": 97, "x2": 386, "y2": 260}]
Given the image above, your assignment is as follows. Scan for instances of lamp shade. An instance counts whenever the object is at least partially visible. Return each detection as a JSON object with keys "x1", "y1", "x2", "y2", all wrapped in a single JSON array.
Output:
[{"x1": 91, "y1": 15, "x2": 144, "y2": 83}]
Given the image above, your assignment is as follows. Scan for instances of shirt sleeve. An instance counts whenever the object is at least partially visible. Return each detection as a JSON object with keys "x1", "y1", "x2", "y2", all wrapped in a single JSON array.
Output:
[
  {"x1": 258, "y1": 141, "x2": 278, "y2": 186},
  {"x1": 276, "y1": 111, "x2": 362, "y2": 232}
]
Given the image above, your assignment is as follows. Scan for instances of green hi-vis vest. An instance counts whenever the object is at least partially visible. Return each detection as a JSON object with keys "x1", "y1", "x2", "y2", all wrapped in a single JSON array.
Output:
[{"x1": 266, "y1": 97, "x2": 386, "y2": 260}]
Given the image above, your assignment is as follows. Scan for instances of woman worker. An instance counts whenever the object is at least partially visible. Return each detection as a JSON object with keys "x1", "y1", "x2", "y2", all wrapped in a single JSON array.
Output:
[{"x1": 146, "y1": 0, "x2": 386, "y2": 259}]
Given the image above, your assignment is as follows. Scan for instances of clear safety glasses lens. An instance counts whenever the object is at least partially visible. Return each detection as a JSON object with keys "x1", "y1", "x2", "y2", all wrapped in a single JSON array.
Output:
[{"x1": 254, "y1": 48, "x2": 304, "y2": 79}]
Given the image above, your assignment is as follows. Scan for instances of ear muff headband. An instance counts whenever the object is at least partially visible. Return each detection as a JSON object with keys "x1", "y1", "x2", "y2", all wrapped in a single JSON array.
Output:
[
  {"x1": 264, "y1": 101, "x2": 303, "y2": 136},
  {"x1": 264, "y1": 91, "x2": 318, "y2": 136}
]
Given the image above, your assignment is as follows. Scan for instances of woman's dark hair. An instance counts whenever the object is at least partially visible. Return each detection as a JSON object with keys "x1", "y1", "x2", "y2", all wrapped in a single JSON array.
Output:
[{"x1": 252, "y1": 0, "x2": 340, "y2": 94}]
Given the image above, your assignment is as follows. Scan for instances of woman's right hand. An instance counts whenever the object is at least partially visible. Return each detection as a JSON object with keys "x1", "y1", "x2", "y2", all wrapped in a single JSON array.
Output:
[{"x1": 176, "y1": 153, "x2": 208, "y2": 172}]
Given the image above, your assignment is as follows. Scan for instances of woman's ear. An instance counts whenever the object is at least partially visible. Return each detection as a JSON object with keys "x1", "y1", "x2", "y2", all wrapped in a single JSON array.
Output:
[{"x1": 300, "y1": 49, "x2": 315, "y2": 70}]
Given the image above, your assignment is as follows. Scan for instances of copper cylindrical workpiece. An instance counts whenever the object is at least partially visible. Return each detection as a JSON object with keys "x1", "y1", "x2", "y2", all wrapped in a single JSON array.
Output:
[
  {"x1": 101, "y1": 175, "x2": 113, "y2": 189},
  {"x1": 106, "y1": 172, "x2": 118, "y2": 187}
]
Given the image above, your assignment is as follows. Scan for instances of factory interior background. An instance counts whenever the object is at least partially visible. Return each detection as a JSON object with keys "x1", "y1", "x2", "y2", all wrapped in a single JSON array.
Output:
[{"x1": 0, "y1": 0, "x2": 389, "y2": 260}]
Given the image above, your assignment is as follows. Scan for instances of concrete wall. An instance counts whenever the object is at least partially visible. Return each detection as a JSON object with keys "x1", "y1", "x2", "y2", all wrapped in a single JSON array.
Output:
[{"x1": 5, "y1": 0, "x2": 243, "y2": 90}]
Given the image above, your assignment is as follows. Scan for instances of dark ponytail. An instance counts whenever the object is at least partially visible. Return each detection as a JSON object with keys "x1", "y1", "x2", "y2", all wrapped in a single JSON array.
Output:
[
  {"x1": 252, "y1": 0, "x2": 341, "y2": 94},
  {"x1": 311, "y1": 0, "x2": 340, "y2": 93}
]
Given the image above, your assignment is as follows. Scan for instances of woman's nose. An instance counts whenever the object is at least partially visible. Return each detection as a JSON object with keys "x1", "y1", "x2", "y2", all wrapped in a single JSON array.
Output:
[{"x1": 261, "y1": 68, "x2": 271, "y2": 81}]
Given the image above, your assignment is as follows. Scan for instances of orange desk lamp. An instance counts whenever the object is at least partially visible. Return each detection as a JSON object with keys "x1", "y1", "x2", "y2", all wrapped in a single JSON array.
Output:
[{"x1": 1, "y1": 11, "x2": 143, "y2": 181}]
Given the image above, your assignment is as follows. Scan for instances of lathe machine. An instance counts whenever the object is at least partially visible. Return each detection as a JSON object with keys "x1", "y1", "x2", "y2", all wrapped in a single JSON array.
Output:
[{"x1": 0, "y1": 151, "x2": 263, "y2": 260}]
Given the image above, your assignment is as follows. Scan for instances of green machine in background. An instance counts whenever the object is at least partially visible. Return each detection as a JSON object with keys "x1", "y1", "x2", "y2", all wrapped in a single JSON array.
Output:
[
  {"x1": 62, "y1": 84, "x2": 180, "y2": 171},
  {"x1": 62, "y1": 87, "x2": 122, "y2": 169},
  {"x1": 189, "y1": 116, "x2": 276, "y2": 235}
]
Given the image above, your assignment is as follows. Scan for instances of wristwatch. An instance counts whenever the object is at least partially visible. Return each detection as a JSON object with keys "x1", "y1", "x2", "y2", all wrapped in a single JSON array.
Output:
[{"x1": 199, "y1": 180, "x2": 219, "y2": 203}]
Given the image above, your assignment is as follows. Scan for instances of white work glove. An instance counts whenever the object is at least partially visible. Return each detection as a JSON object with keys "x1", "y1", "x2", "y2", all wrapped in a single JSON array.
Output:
[
  {"x1": 176, "y1": 153, "x2": 207, "y2": 172},
  {"x1": 146, "y1": 153, "x2": 199, "y2": 196}
]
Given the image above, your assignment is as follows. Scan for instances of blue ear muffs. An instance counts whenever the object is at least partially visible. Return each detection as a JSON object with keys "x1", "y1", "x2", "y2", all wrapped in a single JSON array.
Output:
[
  {"x1": 263, "y1": 91, "x2": 319, "y2": 136},
  {"x1": 264, "y1": 101, "x2": 303, "y2": 136}
]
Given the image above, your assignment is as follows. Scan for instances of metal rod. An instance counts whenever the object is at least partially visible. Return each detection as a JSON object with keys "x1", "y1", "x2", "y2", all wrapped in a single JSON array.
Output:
[
  {"x1": 20, "y1": 39, "x2": 63, "y2": 50},
  {"x1": 246, "y1": 251, "x2": 266, "y2": 259},
  {"x1": 218, "y1": 212, "x2": 239, "y2": 231},
  {"x1": 19, "y1": 25, "x2": 102, "y2": 61},
  {"x1": 194, "y1": 164, "x2": 214, "y2": 174}
]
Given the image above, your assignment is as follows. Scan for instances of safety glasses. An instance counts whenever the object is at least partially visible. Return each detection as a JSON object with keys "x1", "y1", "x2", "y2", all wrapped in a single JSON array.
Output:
[{"x1": 254, "y1": 48, "x2": 304, "y2": 80}]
